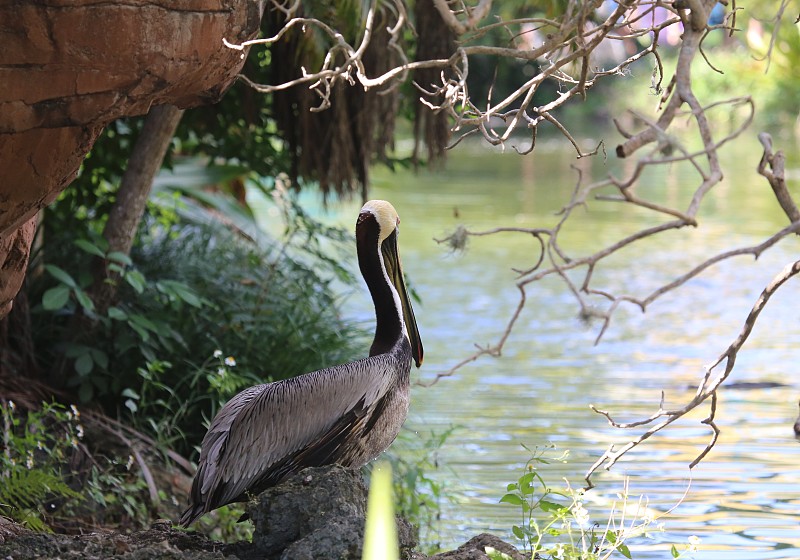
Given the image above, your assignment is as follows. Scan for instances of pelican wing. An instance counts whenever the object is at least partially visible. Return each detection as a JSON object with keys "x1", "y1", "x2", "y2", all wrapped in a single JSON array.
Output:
[{"x1": 187, "y1": 353, "x2": 402, "y2": 518}]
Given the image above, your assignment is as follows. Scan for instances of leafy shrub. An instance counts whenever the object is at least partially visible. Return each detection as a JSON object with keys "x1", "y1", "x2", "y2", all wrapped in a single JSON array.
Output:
[
  {"x1": 497, "y1": 444, "x2": 698, "y2": 560},
  {"x1": 0, "y1": 401, "x2": 83, "y2": 532},
  {"x1": 26, "y1": 214, "x2": 367, "y2": 455},
  {"x1": 381, "y1": 426, "x2": 458, "y2": 554}
]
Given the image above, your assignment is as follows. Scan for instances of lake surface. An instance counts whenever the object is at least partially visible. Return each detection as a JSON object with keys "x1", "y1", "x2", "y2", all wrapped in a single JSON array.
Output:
[{"x1": 296, "y1": 132, "x2": 800, "y2": 558}]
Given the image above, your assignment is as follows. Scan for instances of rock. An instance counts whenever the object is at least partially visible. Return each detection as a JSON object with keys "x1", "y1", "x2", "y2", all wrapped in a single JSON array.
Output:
[
  {"x1": 396, "y1": 515, "x2": 421, "y2": 559},
  {"x1": 0, "y1": 516, "x2": 30, "y2": 545},
  {"x1": 248, "y1": 464, "x2": 365, "y2": 560},
  {"x1": 247, "y1": 464, "x2": 418, "y2": 560},
  {"x1": 428, "y1": 533, "x2": 526, "y2": 560},
  {"x1": 0, "y1": 0, "x2": 264, "y2": 317},
  {"x1": 0, "y1": 464, "x2": 524, "y2": 560}
]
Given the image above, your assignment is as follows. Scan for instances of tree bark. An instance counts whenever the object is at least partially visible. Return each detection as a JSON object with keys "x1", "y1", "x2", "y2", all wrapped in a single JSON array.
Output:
[{"x1": 91, "y1": 104, "x2": 185, "y2": 315}]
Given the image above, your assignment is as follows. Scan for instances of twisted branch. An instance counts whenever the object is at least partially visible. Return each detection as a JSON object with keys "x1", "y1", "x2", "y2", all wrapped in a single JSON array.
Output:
[
  {"x1": 585, "y1": 259, "x2": 800, "y2": 487},
  {"x1": 229, "y1": 0, "x2": 686, "y2": 153},
  {"x1": 235, "y1": 1, "x2": 795, "y2": 481}
]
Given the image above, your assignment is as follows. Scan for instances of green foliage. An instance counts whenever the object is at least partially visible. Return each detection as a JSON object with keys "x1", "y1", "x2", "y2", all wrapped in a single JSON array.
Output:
[
  {"x1": 498, "y1": 444, "x2": 700, "y2": 560},
  {"x1": 29, "y1": 235, "x2": 210, "y2": 407},
  {"x1": 47, "y1": 120, "x2": 146, "y2": 241},
  {"x1": 191, "y1": 503, "x2": 254, "y2": 543},
  {"x1": 77, "y1": 461, "x2": 152, "y2": 529},
  {"x1": 592, "y1": 9, "x2": 800, "y2": 137},
  {"x1": 0, "y1": 401, "x2": 84, "y2": 532},
  {"x1": 0, "y1": 470, "x2": 80, "y2": 532},
  {"x1": 29, "y1": 193, "x2": 367, "y2": 454},
  {"x1": 130, "y1": 221, "x2": 364, "y2": 395},
  {"x1": 744, "y1": 1, "x2": 800, "y2": 127},
  {"x1": 381, "y1": 426, "x2": 458, "y2": 553}
]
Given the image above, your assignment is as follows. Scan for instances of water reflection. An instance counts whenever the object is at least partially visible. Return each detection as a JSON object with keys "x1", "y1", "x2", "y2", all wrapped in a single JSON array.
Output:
[{"x1": 302, "y1": 135, "x2": 800, "y2": 557}]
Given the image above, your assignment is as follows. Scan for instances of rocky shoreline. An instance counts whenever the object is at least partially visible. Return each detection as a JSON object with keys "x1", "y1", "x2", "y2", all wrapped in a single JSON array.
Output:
[{"x1": 0, "y1": 465, "x2": 525, "y2": 560}]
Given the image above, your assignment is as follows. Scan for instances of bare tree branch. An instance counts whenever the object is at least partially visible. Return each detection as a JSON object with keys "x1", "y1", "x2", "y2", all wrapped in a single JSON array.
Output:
[
  {"x1": 229, "y1": 0, "x2": 687, "y2": 153},
  {"x1": 757, "y1": 132, "x2": 800, "y2": 223},
  {"x1": 236, "y1": 1, "x2": 796, "y2": 481},
  {"x1": 584, "y1": 259, "x2": 800, "y2": 487}
]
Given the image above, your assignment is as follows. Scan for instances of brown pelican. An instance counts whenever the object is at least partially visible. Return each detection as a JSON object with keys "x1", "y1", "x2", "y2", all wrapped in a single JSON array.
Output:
[{"x1": 179, "y1": 200, "x2": 423, "y2": 526}]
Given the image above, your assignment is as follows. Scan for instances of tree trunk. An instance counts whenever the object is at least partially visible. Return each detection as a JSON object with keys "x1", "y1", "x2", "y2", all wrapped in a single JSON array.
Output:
[{"x1": 91, "y1": 104, "x2": 184, "y2": 315}]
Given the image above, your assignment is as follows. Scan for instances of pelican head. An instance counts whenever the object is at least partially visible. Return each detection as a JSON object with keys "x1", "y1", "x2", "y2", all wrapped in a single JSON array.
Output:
[{"x1": 357, "y1": 200, "x2": 423, "y2": 368}]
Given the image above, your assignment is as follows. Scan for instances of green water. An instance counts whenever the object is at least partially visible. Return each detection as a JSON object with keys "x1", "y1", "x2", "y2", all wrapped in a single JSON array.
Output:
[{"x1": 281, "y1": 132, "x2": 800, "y2": 558}]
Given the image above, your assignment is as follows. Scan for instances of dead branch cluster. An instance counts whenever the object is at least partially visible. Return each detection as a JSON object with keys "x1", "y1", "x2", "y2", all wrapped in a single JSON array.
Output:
[
  {"x1": 230, "y1": 1, "x2": 800, "y2": 484},
  {"x1": 234, "y1": 0, "x2": 683, "y2": 152}
]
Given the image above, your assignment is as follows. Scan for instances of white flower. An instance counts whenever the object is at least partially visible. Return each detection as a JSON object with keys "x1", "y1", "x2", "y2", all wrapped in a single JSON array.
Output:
[
  {"x1": 8, "y1": 400, "x2": 15, "y2": 411},
  {"x1": 217, "y1": 367, "x2": 225, "y2": 376},
  {"x1": 26, "y1": 451, "x2": 34, "y2": 470},
  {"x1": 213, "y1": 349, "x2": 223, "y2": 358},
  {"x1": 126, "y1": 455, "x2": 135, "y2": 470},
  {"x1": 572, "y1": 503, "x2": 590, "y2": 527},
  {"x1": 224, "y1": 356, "x2": 236, "y2": 367},
  {"x1": 70, "y1": 404, "x2": 80, "y2": 418},
  {"x1": 688, "y1": 535, "x2": 701, "y2": 552},
  {"x1": 76, "y1": 424, "x2": 85, "y2": 439}
]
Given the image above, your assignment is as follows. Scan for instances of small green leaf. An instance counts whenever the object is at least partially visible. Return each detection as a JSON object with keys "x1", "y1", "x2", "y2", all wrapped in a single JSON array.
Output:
[
  {"x1": 124, "y1": 399, "x2": 138, "y2": 414},
  {"x1": 91, "y1": 349, "x2": 109, "y2": 370},
  {"x1": 74, "y1": 353, "x2": 93, "y2": 376},
  {"x1": 671, "y1": 545, "x2": 680, "y2": 558},
  {"x1": 73, "y1": 239, "x2": 106, "y2": 258},
  {"x1": 618, "y1": 543, "x2": 632, "y2": 559},
  {"x1": 45, "y1": 265, "x2": 77, "y2": 288},
  {"x1": 174, "y1": 286, "x2": 202, "y2": 307},
  {"x1": 519, "y1": 472, "x2": 535, "y2": 485},
  {"x1": 606, "y1": 530, "x2": 617, "y2": 544},
  {"x1": 158, "y1": 280, "x2": 203, "y2": 307},
  {"x1": 128, "y1": 322, "x2": 149, "y2": 341},
  {"x1": 484, "y1": 547, "x2": 513, "y2": 560},
  {"x1": 511, "y1": 525, "x2": 525, "y2": 540},
  {"x1": 506, "y1": 483, "x2": 516, "y2": 491},
  {"x1": 538, "y1": 499, "x2": 564, "y2": 513},
  {"x1": 73, "y1": 288, "x2": 95, "y2": 311},
  {"x1": 107, "y1": 251, "x2": 133, "y2": 266},
  {"x1": 519, "y1": 472, "x2": 536, "y2": 495},
  {"x1": 107, "y1": 307, "x2": 127, "y2": 320},
  {"x1": 499, "y1": 493, "x2": 524, "y2": 506},
  {"x1": 42, "y1": 285, "x2": 70, "y2": 310},
  {"x1": 128, "y1": 313, "x2": 159, "y2": 332},
  {"x1": 124, "y1": 270, "x2": 146, "y2": 293},
  {"x1": 121, "y1": 388, "x2": 140, "y2": 400}
]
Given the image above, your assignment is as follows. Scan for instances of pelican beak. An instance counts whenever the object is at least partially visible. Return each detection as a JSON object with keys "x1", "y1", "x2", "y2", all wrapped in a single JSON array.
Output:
[{"x1": 381, "y1": 230, "x2": 423, "y2": 367}]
